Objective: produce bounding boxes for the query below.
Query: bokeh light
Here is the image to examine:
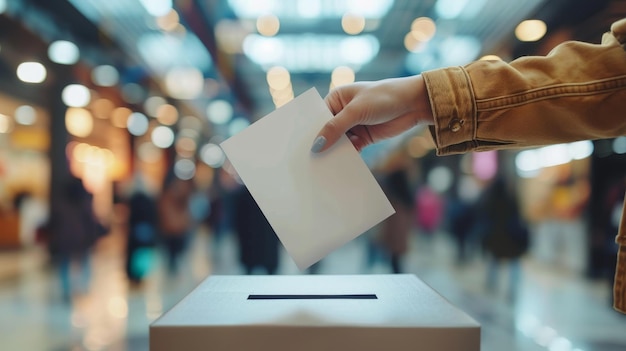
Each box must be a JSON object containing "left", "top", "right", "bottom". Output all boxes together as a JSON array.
[
  {"left": 14, "top": 105, "right": 36, "bottom": 125},
  {"left": 206, "top": 100, "right": 233, "bottom": 125},
  {"left": 17, "top": 62, "right": 47, "bottom": 83},
  {"left": 127, "top": 112, "right": 149, "bottom": 136},
  {"left": 151, "top": 126, "right": 175, "bottom": 148},
  {"left": 174, "top": 158, "right": 196, "bottom": 180},
  {"left": 257, "top": 14, "right": 280, "bottom": 36},
  {"left": 515, "top": 19, "right": 547, "bottom": 42},
  {"left": 48, "top": 40, "right": 80, "bottom": 65},
  {"left": 91, "top": 65, "right": 119, "bottom": 87},
  {"left": 200, "top": 143, "right": 225, "bottom": 168},
  {"left": 65, "top": 107, "right": 94, "bottom": 138},
  {"left": 62, "top": 84, "right": 91, "bottom": 107}
]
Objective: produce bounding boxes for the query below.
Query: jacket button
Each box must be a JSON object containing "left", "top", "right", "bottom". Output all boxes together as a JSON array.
[{"left": 449, "top": 119, "right": 464, "bottom": 132}]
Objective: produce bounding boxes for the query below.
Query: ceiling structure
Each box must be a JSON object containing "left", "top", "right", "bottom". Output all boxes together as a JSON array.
[{"left": 2, "top": 0, "right": 625, "bottom": 158}]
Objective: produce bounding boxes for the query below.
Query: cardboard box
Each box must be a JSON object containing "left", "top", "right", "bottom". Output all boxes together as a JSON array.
[{"left": 150, "top": 274, "right": 480, "bottom": 351}]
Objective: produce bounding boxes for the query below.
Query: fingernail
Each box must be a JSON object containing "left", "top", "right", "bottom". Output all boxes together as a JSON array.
[{"left": 311, "top": 136, "right": 326, "bottom": 153}]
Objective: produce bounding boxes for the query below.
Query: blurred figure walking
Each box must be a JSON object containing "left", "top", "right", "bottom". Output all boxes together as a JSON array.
[
  {"left": 125, "top": 174, "right": 158, "bottom": 284},
  {"left": 372, "top": 151, "right": 416, "bottom": 273},
  {"left": 157, "top": 174, "right": 193, "bottom": 276},
  {"left": 233, "top": 186, "right": 280, "bottom": 275},
  {"left": 48, "top": 176, "right": 106, "bottom": 302},
  {"left": 477, "top": 176, "right": 529, "bottom": 301}
]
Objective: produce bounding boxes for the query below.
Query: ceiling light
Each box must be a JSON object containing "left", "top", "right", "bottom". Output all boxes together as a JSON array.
[
  {"left": 17, "top": 62, "right": 47, "bottom": 83},
  {"left": 342, "top": 13, "right": 365, "bottom": 35},
  {"left": 228, "top": 0, "right": 394, "bottom": 19},
  {"left": 435, "top": 0, "right": 487, "bottom": 20},
  {"left": 439, "top": 35, "right": 481, "bottom": 66},
  {"left": 297, "top": 0, "right": 321, "bottom": 18},
  {"left": 48, "top": 40, "right": 80, "bottom": 65},
  {"left": 62, "top": 84, "right": 91, "bottom": 107},
  {"left": 243, "top": 35, "right": 284, "bottom": 66},
  {"left": 157, "top": 9, "right": 180, "bottom": 32},
  {"left": 139, "top": 0, "right": 172, "bottom": 17},
  {"left": 266, "top": 66, "right": 291, "bottom": 90},
  {"left": 137, "top": 32, "right": 212, "bottom": 74},
  {"left": 404, "top": 32, "right": 427, "bottom": 53},
  {"left": 410, "top": 17, "right": 436, "bottom": 42},
  {"left": 257, "top": 14, "right": 280, "bottom": 36},
  {"left": 515, "top": 19, "right": 547, "bottom": 42},
  {"left": 245, "top": 34, "right": 379, "bottom": 72},
  {"left": 331, "top": 66, "right": 355, "bottom": 87},
  {"left": 340, "top": 36, "right": 379, "bottom": 65}
]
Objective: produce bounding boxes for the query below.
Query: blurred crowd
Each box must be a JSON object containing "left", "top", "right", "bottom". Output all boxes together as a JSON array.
[{"left": 1, "top": 148, "right": 623, "bottom": 308}]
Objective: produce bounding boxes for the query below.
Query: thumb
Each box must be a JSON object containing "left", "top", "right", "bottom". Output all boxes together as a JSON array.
[{"left": 311, "top": 108, "right": 356, "bottom": 153}]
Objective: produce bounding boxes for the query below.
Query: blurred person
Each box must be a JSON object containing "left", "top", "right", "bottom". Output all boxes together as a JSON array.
[
  {"left": 446, "top": 184, "right": 479, "bottom": 265},
  {"left": 48, "top": 176, "right": 106, "bottom": 302},
  {"left": 414, "top": 183, "right": 444, "bottom": 236},
  {"left": 157, "top": 173, "right": 194, "bottom": 276},
  {"left": 476, "top": 176, "right": 529, "bottom": 301},
  {"left": 371, "top": 151, "right": 416, "bottom": 273},
  {"left": 125, "top": 173, "right": 158, "bottom": 284},
  {"left": 310, "top": 18, "right": 626, "bottom": 312},
  {"left": 233, "top": 186, "right": 280, "bottom": 275}
]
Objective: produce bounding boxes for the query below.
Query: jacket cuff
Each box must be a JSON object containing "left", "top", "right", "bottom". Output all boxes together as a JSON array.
[{"left": 422, "top": 67, "right": 476, "bottom": 155}]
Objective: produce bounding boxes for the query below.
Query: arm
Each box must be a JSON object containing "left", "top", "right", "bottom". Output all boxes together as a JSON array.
[
  {"left": 426, "top": 17, "right": 626, "bottom": 155},
  {"left": 312, "top": 18, "right": 626, "bottom": 154}
]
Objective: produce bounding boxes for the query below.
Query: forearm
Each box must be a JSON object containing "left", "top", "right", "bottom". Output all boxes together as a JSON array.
[{"left": 423, "top": 18, "right": 626, "bottom": 155}]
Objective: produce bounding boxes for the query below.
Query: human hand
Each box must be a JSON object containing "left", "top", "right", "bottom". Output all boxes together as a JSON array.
[{"left": 311, "top": 75, "right": 434, "bottom": 153}]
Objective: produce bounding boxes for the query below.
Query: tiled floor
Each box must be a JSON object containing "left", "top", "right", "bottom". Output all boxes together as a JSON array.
[{"left": 1, "top": 224, "right": 625, "bottom": 351}]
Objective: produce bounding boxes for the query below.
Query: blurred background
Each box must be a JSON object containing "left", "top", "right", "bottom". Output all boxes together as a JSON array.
[{"left": 0, "top": 0, "right": 625, "bottom": 350}]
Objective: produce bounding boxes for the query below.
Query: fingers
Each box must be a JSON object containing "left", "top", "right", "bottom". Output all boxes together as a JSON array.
[
  {"left": 311, "top": 88, "right": 359, "bottom": 153},
  {"left": 311, "top": 107, "right": 358, "bottom": 153}
]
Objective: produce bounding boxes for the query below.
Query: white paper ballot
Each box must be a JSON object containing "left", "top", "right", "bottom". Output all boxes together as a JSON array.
[{"left": 220, "top": 88, "right": 395, "bottom": 270}]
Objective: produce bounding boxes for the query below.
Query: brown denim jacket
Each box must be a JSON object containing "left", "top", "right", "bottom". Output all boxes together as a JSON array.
[{"left": 423, "top": 18, "right": 626, "bottom": 313}]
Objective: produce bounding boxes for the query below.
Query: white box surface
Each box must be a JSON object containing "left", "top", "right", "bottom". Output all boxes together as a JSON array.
[{"left": 150, "top": 274, "right": 480, "bottom": 351}]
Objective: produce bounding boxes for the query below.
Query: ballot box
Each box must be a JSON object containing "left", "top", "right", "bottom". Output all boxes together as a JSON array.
[{"left": 150, "top": 274, "right": 480, "bottom": 351}]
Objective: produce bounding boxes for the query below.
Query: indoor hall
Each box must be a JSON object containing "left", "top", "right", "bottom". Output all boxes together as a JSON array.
[
  {"left": 0, "top": 0, "right": 625, "bottom": 350},
  {"left": 2, "top": 223, "right": 626, "bottom": 350}
]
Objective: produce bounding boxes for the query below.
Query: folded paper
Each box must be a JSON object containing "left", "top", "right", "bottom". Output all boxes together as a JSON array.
[{"left": 220, "top": 88, "right": 395, "bottom": 270}]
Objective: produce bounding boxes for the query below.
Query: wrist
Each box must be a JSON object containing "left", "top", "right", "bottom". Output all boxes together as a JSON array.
[{"left": 413, "top": 75, "right": 434, "bottom": 125}]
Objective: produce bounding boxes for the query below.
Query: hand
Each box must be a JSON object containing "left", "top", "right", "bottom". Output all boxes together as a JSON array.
[{"left": 311, "top": 75, "right": 434, "bottom": 153}]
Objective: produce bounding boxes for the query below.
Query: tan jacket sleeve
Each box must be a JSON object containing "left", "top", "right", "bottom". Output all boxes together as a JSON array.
[
  {"left": 423, "top": 18, "right": 626, "bottom": 155},
  {"left": 423, "top": 18, "right": 626, "bottom": 314}
]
